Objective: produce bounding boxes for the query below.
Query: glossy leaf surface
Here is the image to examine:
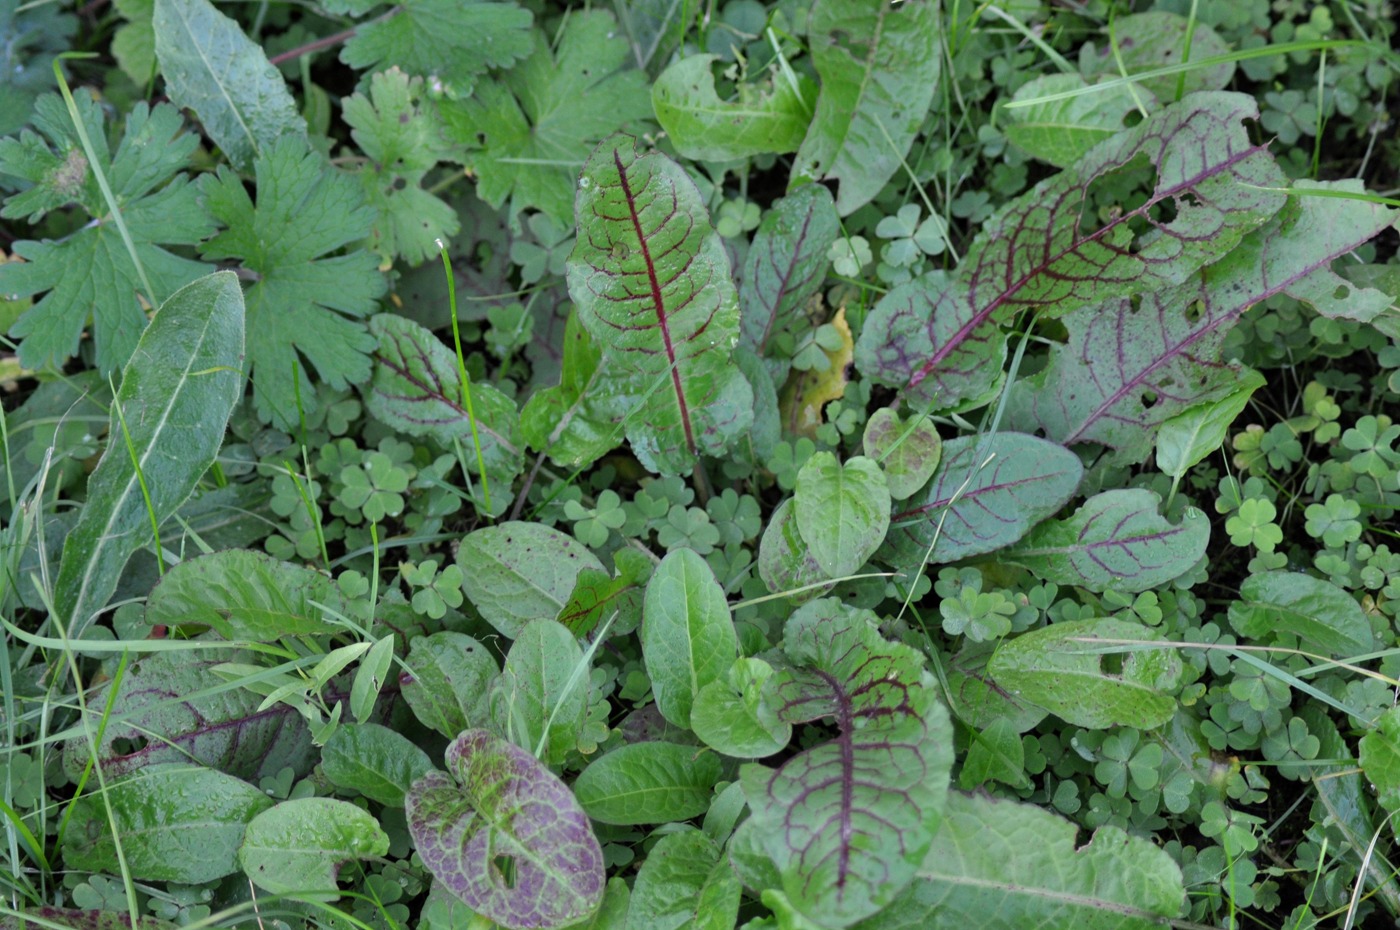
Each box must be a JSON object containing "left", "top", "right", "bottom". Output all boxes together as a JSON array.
[
  {"left": 400, "top": 631, "right": 499, "bottom": 738},
  {"left": 641, "top": 547, "right": 737, "bottom": 728},
  {"left": 321, "top": 722, "right": 435, "bottom": 807},
  {"left": 573, "top": 741, "right": 722, "bottom": 825},
  {"left": 239, "top": 797, "right": 389, "bottom": 899}
]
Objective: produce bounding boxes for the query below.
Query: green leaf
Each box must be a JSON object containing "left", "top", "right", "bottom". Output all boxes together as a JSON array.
[
  {"left": 757, "top": 498, "right": 834, "bottom": 601},
  {"left": 567, "top": 133, "right": 752, "bottom": 475},
  {"left": 407, "top": 729, "right": 606, "bottom": 929},
  {"left": 872, "top": 792, "right": 1185, "bottom": 929},
  {"left": 1003, "top": 74, "right": 1157, "bottom": 168},
  {"left": 338, "top": 0, "right": 533, "bottom": 98},
  {"left": 0, "top": 95, "right": 214, "bottom": 373},
  {"left": 958, "top": 718, "right": 1029, "bottom": 791},
  {"left": 0, "top": 910, "right": 177, "bottom": 930},
  {"left": 342, "top": 68, "right": 458, "bottom": 265},
  {"left": 741, "top": 599, "right": 953, "bottom": 927},
  {"left": 520, "top": 308, "right": 617, "bottom": 469},
  {"left": 794, "top": 452, "right": 890, "bottom": 579},
  {"left": 556, "top": 551, "right": 648, "bottom": 640},
  {"left": 64, "top": 763, "right": 271, "bottom": 883},
  {"left": 440, "top": 10, "right": 652, "bottom": 226},
  {"left": 641, "top": 548, "right": 738, "bottom": 728},
  {"left": 883, "top": 433, "right": 1082, "bottom": 569},
  {"left": 794, "top": 0, "right": 940, "bottom": 215},
  {"left": 1228, "top": 571, "right": 1375, "bottom": 657},
  {"left": 1360, "top": 707, "right": 1400, "bottom": 816},
  {"left": 54, "top": 271, "right": 244, "bottom": 633},
  {"left": 321, "top": 722, "right": 435, "bottom": 807},
  {"left": 458, "top": 521, "right": 605, "bottom": 639},
  {"left": 238, "top": 797, "right": 389, "bottom": 900},
  {"left": 489, "top": 619, "right": 589, "bottom": 765},
  {"left": 624, "top": 829, "right": 740, "bottom": 930},
  {"left": 350, "top": 633, "right": 395, "bottom": 723},
  {"left": 0, "top": 2, "right": 76, "bottom": 136},
  {"left": 988, "top": 619, "right": 1181, "bottom": 730},
  {"left": 366, "top": 313, "right": 523, "bottom": 505},
  {"left": 153, "top": 0, "right": 307, "bottom": 171},
  {"left": 111, "top": 0, "right": 155, "bottom": 85},
  {"left": 200, "top": 137, "right": 384, "bottom": 429},
  {"left": 401, "top": 632, "right": 499, "bottom": 739},
  {"left": 862, "top": 407, "right": 942, "bottom": 501},
  {"left": 691, "top": 656, "right": 791, "bottom": 759},
  {"left": 1005, "top": 490, "right": 1210, "bottom": 593},
  {"left": 1082, "top": 12, "right": 1235, "bottom": 99},
  {"left": 144, "top": 549, "right": 345, "bottom": 641},
  {"left": 943, "top": 641, "right": 1047, "bottom": 733},
  {"left": 573, "top": 741, "right": 722, "bottom": 825},
  {"left": 652, "top": 55, "right": 816, "bottom": 162},
  {"left": 1155, "top": 373, "right": 1267, "bottom": 478}
]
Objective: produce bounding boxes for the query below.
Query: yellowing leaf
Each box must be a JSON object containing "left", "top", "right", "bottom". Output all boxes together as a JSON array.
[{"left": 779, "top": 307, "right": 852, "bottom": 438}]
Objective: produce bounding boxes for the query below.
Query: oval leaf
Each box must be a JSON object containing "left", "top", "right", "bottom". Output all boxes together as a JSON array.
[
  {"left": 1228, "top": 571, "right": 1375, "bottom": 657},
  {"left": 641, "top": 548, "right": 738, "bottom": 728},
  {"left": 794, "top": 452, "right": 890, "bottom": 578},
  {"left": 1360, "top": 706, "right": 1400, "bottom": 817},
  {"left": 239, "top": 797, "right": 389, "bottom": 900},
  {"left": 653, "top": 54, "right": 816, "bottom": 161},
  {"left": 407, "top": 730, "right": 606, "bottom": 929},
  {"left": 458, "top": 521, "right": 605, "bottom": 639},
  {"left": 573, "top": 742, "right": 722, "bottom": 826},
  {"left": 489, "top": 619, "right": 590, "bottom": 766},
  {"left": 321, "top": 722, "right": 435, "bottom": 807},
  {"left": 862, "top": 407, "right": 942, "bottom": 501},
  {"left": 757, "top": 498, "right": 834, "bottom": 601},
  {"left": 691, "top": 657, "right": 792, "bottom": 759},
  {"left": 400, "top": 632, "right": 499, "bottom": 739},
  {"left": 625, "top": 829, "right": 740, "bottom": 930}
]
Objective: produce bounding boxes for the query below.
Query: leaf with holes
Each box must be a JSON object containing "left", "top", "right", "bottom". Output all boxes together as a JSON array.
[
  {"left": 740, "top": 599, "right": 952, "bottom": 927},
  {"left": 1005, "top": 181, "right": 1397, "bottom": 460},
  {"left": 857, "top": 92, "right": 1286, "bottom": 409},
  {"left": 567, "top": 133, "right": 752, "bottom": 476},
  {"left": 1005, "top": 490, "right": 1209, "bottom": 593},
  {"left": 407, "top": 729, "right": 606, "bottom": 929},
  {"left": 882, "top": 433, "right": 1082, "bottom": 570}
]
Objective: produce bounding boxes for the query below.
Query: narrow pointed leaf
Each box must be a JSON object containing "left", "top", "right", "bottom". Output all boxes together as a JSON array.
[
  {"left": 641, "top": 548, "right": 738, "bottom": 728},
  {"left": 55, "top": 271, "right": 244, "bottom": 633},
  {"left": 567, "top": 133, "right": 751, "bottom": 475},
  {"left": 653, "top": 54, "right": 817, "bottom": 161},
  {"left": 793, "top": 452, "right": 890, "bottom": 578},
  {"left": 1006, "top": 489, "right": 1209, "bottom": 593},
  {"left": 883, "top": 433, "right": 1082, "bottom": 568},
  {"left": 407, "top": 730, "right": 606, "bottom": 929}
]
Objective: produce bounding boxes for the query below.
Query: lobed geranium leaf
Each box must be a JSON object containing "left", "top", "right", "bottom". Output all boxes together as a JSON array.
[
  {"left": 740, "top": 599, "right": 952, "bottom": 927},
  {"left": 489, "top": 619, "right": 590, "bottom": 765},
  {"left": 1228, "top": 571, "right": 1374, "bottom": 657},
  {"left": 400, "top": 631, "right": 499, "bottom": 738},
  {"left": 882, "top": 432, "right": 1082, "bottom": 569},
  {"left": 794, "top": 0, "right": 940, "bottom": 215},
  {"left": 862, "top": 407, "right": 942, "bottom": 501},
  {"left": 321, "top": 722, "right": 435, "bottom": 807},
  {"left": 64, "top": 763, "right": 271, "bottom": 884},
  {"left": 1005, "top": 489, "right": 1210, "bottom": 593},
  {"left": 407, "top": 729, "right": 606, "bottom": 929},
  {"left": 153, "top": 0, "right": 306, "bottom": 171},
  {"left": 625, "top": 829, "right": 740, "bottom": 930},
  {"left": 857, "top": 92, "right": 1286, "bottom": 409},
  {"left": 567, "top": 133, "right": 752, "bottom": 475},
  {"left": 458, "top": 521, "right": 605, "bottom": 639},
  {"left": 239, "top": 797, "right": 389, "bottom": 900},
  {"left": 793, "top": 452, "right": 890, "bottom": 579},
  {"left": 573, "top": 741, "right": 722, "bottom": 825},
  {"left": 641, "top": 548, "right": 738, "bottom": 728},
  {"left": 1005, "top": 181, "right": 1397, "bottom": 460},
  {"left": 653, "top": 54, "right": 817, "bottom": 162},
  {"left": 988, "top": 619, "right": 1181, "bottom": 730}
]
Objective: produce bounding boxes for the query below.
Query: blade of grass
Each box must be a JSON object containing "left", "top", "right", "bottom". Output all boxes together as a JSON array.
[{"left": 439, "top": 240, "right": 492, "bottom": 514}]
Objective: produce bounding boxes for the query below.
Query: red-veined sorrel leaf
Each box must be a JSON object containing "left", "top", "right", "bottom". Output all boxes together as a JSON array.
[
  {"left": 1005, "top": 180, "right": 1397, "bottom": 459},
  {"left": 407, "top": 729, "right": 605, "bottom": 929},
  {"left": 882, "top": 433, "right": 1083, "bottom": 569},
  {"left": 739, "top": 599, "right": 952, "bottom": 927},
  {"left": 0, "top": 911, "right": 179, "bottom": 930},
  {"left": 567, "top": 133, "right": 752, "bottom": 476},
  {"left": 738, "top": 183, "right": 840, "bottom": 378},
  {"left": 1006, "top": 489, "right": 1209, "bottom": 593},
  {"left": 856, "top": 92, "right": 1286, "bottom": 409}
]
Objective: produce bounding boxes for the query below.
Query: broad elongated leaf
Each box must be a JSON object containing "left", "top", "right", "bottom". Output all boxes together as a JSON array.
[
  {"left": 653, "top": 54, "right": 816, "bottom": 161},
  {"left": 407, "top": 730, "right": 606, "bottom": 929},
  {"left": 757, "top": 498, "right": 833, "bottom": 601},
  {"left": 64, "top": 763, "right": 271, "bottom": 883},
  {"left": 239, "top": 797, "right": 389, "bottom": 900},
  {"left": 882, "top": 433, "right": 1082, "bottom": 568},
  {"left": 153, "top": 0, "right": 306, "bottom": 170},
  {"left": 573, "top": 741, "right": 722, "bottom": 825},
  {"left": 1228, "top": 571, "right": 1374, "bottom": 657},
  {"left": 321, "top": 723, "right": 435, "bottom": 807},
  {"left": 367, "top": 313, "right": 522, "bottom": 506},
  {"left": 1004, "top": 74, "right": 1156, "bottom": 168},
  {"left": 489, "top": 619, "right": 590, "bottom": 765},
  {"left": 860, "top": 792, "right": 1185, "bottom": 930},
  {"left": 400, "top": 632, "right": 499, "bottom": 738},
  {"left": 457, "top": 521, "right": 605, "bottom": 639},
  {"left": 144, "top": 549, "right": 345, "bottom": 640},
  {"left": 1360, "top": 706, "right": 1400, "bottom": 816},
  {"left": 1006, "top": 490, "right": 1209, "bottom": 593},
  {"left": 567, "top": 134, "right": 752, "bottom": 475},
  {"left": 794, "top": 452, "right": 890, "bottom": 578},
  {"left": 625, "top": 829, "right": 740, "bottom": 930},
  {"left": 857, "top": 92, "right": 1286, "bottom": 409},
  {"left": 988, "top": 619, "right": 1181, "bottom": 730},
  {"left": 642, "top": 548, "right": 738, "bottom": 728},
  {"left": 55, "top": 272, "right": 244, "bottom": 633},
  {"left": 794, "top": 0, "right": 939, "bottom": 215},
  {"left": 1005, "top": 181, "right": 1397, "bottom": 459},
  {"left": 740, "top": 599, "right": 952, "bottom": 927},
  {"left": 1155, "top": 374, "right": 1267, "bottom": 478}
]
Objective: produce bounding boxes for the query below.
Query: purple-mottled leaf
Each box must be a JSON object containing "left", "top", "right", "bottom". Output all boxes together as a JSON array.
[
  {"left": 738, "top": 183, "right": 839, "bottom": 379},
  {"left": 366, "top": 312, "right": 522, "bottom": 508},
  {"left": 1081, "top": 12, "right": 1235, "bottom": 99},
  {"left": 882, "top": 433, "right": 1082, "bottom": 569},
  {"left": 739, "top": 599, "right": 952, "bottom": 927},
  {"left": 862, "top": 407, "right": 942, "bottom": 501},
  {"left": 407, "top": 729, "right": 606, "bottom": 930},
  {"left": 61, "top": 646, "right": 314, "bottom": 782},
  {"left": 567, "top": 134, "right": 752, "bottom": 476},
  {"left": 1006, "top": 489, "right": 1209, "bottom": 593},
  {"left": 857, "top": 92, "right": 1286, "bottom": 409},
  {"left": 1005, "top": 181, "right": 1397, "bottom": 459},
  {"left": 0, "top": 910, "right": 179, "bottom": 930}
]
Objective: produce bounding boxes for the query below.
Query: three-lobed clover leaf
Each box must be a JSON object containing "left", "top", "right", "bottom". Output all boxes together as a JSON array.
[
  {"left": 1225, "top": 498, "right": 1282, "bottom": 552},
  {"left": 1304, "top": 493, "right": 1363, "bottom": 548}
]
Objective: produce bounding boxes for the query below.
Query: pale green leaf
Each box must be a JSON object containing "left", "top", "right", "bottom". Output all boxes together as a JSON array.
[
  {"left": 457, "top": 521, "right": 605, "bottom": 639},
  {"left": 239, "top": 797, "right": 389, "bottom": 900},
  {"left": 653, "top": 55, "right": 816, "bottom": 161},
  {"left": 641, "top": 548, "right": 738, "bottom": 728},
  {"left": 794, "top": 452, "right": 890, "bottom": 578}
]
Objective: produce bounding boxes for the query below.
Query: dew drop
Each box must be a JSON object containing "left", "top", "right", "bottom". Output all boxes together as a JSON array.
[{"left": 579, "top": 177, "right": 591, "bottom": 189}]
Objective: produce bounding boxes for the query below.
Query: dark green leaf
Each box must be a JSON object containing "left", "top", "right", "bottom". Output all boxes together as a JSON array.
[
  {"left": 401, "top": 631, "right": 499, "bottom": 738},
  {"left": 1229, "top": 571, "right": 1375, "bottom": 657},
  {"left": 321, "top": 722, "right": 435, "bottom": 807},
  {"left": 573, "top": 742, "right": 722, "bottom": 825},
  {"left": 489, "top": 619, "right": 590, "bottom": 765},
  {"left": 625, "top": 829, "right": 740, "bottom": 930}
]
